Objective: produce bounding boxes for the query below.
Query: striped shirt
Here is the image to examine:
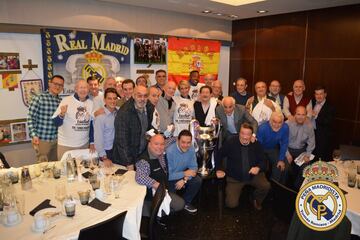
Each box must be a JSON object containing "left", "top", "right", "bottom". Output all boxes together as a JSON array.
[{"left": 27, "top": 91, "right": 61, "bottom": 141}]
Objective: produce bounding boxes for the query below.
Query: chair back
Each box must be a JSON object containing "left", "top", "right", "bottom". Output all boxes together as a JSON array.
[
  {"left": 149, "top": 183, "right": 166, "bottom": 240},
  {"left": 270, "top": 178, "right": 298, "bottom": 224},
  {"left": 0, "top": 152, "right": 10, "bottom": 168},
  {"left": 78, "top": 211, "right": 127, "bottom": 240}
]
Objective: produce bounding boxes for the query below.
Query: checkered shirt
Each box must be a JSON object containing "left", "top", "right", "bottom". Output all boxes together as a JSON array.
[{"left": 27, "top": 91, "right": 62, "bottom": 141}]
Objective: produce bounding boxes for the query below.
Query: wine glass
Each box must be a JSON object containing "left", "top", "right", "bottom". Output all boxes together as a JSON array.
[
  {"left": 332, "top": 149, "right": 341, "bottom": 164},
  {"left": 54, "top": 184, "right": 66, "bottom": 212}
]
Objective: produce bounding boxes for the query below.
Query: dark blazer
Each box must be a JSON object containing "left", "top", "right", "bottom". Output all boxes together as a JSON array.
[
  {"left": 215, "top": 104, "right": 258, "bottom": 141},
  {"left": 193, "top": 101, "right": 208, "bottom": 127},
  {"left": 215, "top": 136, "right": 266, "bottom": 182},
  {"left": 311, "top": 99, "right": 335, "bottom": 161},
  {"left": 112, "top": 98, "right": 154, "bottom": 167}
]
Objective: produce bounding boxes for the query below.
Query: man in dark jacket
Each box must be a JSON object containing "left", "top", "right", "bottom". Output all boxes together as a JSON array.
[
  {"left": 112, "top": 86, "right": 154, "bottom": 170},
  {"left": 311, "top": 86, "right": 335, "bottom": 161},
  {"left": 215, "top": 123, "right": 270, "bottom": 210}
]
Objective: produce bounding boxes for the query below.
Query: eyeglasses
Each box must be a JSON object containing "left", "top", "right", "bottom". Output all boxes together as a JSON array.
[{"left": 51, "top": 82, "right": 64, "bottom": 88}]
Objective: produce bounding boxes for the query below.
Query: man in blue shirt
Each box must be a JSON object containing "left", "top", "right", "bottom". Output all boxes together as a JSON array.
[
  {"left": 166, "top": 130, "right": 202, "bottom": 213},
  {"left": 257, "top": 112, "right": 289, "bottom": 183}
]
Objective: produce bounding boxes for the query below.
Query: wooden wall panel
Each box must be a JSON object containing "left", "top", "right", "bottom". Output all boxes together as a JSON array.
[
  {"left": 230, "top": 4, "right": 360, "bottom": 146},
  {"left": 256, "top": 13, "right": 307, "bottom": 59},
  {"left": 307, "top": 5, "right": 360, "bottom": 58}
]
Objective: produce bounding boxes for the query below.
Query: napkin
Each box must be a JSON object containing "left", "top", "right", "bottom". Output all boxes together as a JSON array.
[
  {"left": 294, "top": 153, "right": 315, "bottom": 167},
  {"left": 29, "top": 199, "right": 56, "bottom": 216},
  {"left": 88, "top": 198, "right": 111, "bottom": 211},
  {"left": 114, "top": 169, "right": 127, "bottom": 175}
]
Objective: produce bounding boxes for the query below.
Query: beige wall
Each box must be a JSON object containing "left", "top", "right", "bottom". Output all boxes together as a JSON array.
[{"left": 0, "top": 0, "right": 231, "bottom": 41}]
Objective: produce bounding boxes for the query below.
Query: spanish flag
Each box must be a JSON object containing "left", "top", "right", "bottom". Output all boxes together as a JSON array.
[{"left": 167, "top": 37, "right": 221, "bottom": 84}]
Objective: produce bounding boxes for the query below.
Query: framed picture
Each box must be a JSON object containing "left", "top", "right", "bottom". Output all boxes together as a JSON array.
[
  {"left": 0, "top": 52, "right": 21, "bottom": 74},
  {"left": 134, "top": 37, "right": 167, "bottom": 64},
  {"left": 20, "top": 79, "right": 43, "bottom": 107},
  {"left": 10, "top": 122, "right": 30, "bottom": 143},
  {"left": 0, "top": 123, "right": 12, "bottom": 143}
]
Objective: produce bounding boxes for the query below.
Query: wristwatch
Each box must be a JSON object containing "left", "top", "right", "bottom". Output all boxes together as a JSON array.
[{"left": 183, "top": 178, "right": 187, "bottom": 184}]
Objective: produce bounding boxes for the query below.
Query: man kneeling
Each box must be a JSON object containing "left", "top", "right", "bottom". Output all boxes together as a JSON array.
[
  {"left": 136, "top": 134, "right": 185, "bottom": 217},
  {"left": 215, "top": 123, "right": 270, "bottom": 210},
  {"left": 166, "top": 130, "right": 202, "bottom": 213}
]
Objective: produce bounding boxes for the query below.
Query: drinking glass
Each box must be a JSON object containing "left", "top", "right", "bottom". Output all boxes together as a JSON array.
[
  {"left": 348, "top": 171, "right": 356, "bottom": 188},
  {"left": 16, "top": 193, "right": 25, "bottom": 215},
  {"left": 332, "top": 149, "right": 341, "bottom": 164},
  {"left": 54, "top": 184, "right": 67, "bottom": 211}
]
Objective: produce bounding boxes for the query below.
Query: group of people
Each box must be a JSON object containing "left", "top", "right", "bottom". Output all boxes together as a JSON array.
[{"left": 27, "top": 70, "right": 335, "bottom": 214}]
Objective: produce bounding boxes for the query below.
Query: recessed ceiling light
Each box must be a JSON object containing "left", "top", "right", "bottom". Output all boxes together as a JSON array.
[
  {"left": 202, "top": 10, "right": 212, "bottom": 13},
  {"left": 216, "top": 13, "right": 223, "bottom": 16},
  {"left": 210, "top": 0, "right": 266, "bottom": 6},
  {"left": 229, "top": 15, "right": 238, "bottom": 18},
  {"left": 257, "top": 10, "right": 268, "bottom": 13}
]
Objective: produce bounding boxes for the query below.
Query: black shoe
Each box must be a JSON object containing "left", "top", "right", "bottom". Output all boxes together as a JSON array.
[{"left": 184, "top": 204, "right": 198, "bottom": 213}]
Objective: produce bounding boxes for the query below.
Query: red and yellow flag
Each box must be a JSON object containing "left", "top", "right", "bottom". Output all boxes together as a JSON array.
[{"left": 167, "top": 37, "right": 221, "bottom": 84}]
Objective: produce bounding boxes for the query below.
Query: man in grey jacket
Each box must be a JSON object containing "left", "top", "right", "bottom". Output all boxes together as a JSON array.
[
  {"left": 216, "top": 96, "right": 258, "bottom": 143},
  {"left": 156, "top": 81, "right": 177, "bottom": 134}
]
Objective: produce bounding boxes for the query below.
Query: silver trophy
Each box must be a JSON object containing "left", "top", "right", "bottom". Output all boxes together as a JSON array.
[{"left": 190, "top": 118, "right": 221, "bottom": 176}]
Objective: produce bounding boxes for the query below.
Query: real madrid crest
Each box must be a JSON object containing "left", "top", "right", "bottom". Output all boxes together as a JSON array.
[{"left": 296, "top": 160, "right": 347, "bottom": 231}]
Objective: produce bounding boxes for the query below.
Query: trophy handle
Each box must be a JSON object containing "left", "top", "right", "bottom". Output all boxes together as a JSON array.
[{"left": 189, "top": 119, "right": 200, "bottom": 152}]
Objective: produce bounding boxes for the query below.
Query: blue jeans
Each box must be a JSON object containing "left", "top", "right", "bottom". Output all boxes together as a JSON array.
[{"left": 168, "top": 175, "right": 202, "bottom": 205}]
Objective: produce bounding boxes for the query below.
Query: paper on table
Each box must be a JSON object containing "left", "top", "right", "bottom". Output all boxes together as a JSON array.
[{"left": 294, "top": 153, "right": 315, "bottom": 167}]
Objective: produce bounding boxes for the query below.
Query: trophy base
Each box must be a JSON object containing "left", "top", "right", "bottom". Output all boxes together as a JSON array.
[{"left": 198, "top": 167, "right": 209, "bottom": 177}]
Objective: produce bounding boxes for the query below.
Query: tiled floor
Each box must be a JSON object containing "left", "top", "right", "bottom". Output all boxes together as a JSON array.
[{"left": 156, "top": 180, "right": 288, "bottom": 240}]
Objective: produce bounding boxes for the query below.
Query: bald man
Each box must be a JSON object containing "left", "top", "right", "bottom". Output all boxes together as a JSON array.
[
  {"left": 52, "top": 79, "right": 94, "bottom": 160},
  {"left": 136, "top": 134, "right": 185, "bottom": 217},
  {"left": 204, "top": 74, "right": 215, "bottom": 87},
  {"left": 283, "top": 80, "right": 312, "bottom": 121},
  {"left": 215, "top": 96, "right": 258, "bottom": 142},
  {"left": 156, "top": 81, "right": 176, "bottom": 133},
  {"left": 112, "top": 86, "right": 155, "bottom": 170}
]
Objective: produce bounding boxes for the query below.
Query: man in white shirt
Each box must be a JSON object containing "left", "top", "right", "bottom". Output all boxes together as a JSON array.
[{"left": 53, "top": 80, "right": 94, "bottom": 160}]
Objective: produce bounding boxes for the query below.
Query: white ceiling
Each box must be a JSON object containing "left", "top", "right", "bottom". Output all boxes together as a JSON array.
[{"left": 98, "top": 0, "right": 360, "bottom": 21}]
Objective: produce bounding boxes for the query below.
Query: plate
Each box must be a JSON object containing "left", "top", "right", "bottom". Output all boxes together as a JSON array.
[
  {"left": 31, "top": 219, "right": 50, "bottom": 233},
  {"left": 2, "top": 213, "right": 22, "bottom": 227},
  {"left": 35, "top": 208, "right": 61, "bottom": 220}
]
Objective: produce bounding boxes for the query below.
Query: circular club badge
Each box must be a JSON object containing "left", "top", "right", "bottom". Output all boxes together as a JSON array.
[{"left": 296, "top": 180, "right": 347, "bottom": 231}]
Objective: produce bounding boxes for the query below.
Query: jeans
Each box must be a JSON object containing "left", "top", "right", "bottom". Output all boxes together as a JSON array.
[{"left": 168, "top": 175, "right": 202, "bottom": 205}]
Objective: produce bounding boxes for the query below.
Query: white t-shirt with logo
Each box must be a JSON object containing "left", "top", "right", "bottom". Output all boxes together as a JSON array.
[
  {"left": 173, "top": 96, "right": 194, "bottom": 136},
  {"left": 52, "top": 95, "right": 94, "bottom": 147}
]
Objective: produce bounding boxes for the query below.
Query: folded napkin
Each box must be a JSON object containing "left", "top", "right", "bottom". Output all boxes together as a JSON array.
[
  {"left": 157, "top": 190, "right": 172, "bottom": 217},
  {"left": 114, "top": 169, "right": 127, "bottom": 175},
  {"left": 88, "top": 198, "right": 111, "bottom": 211},
  {"left": 29, "top": 199, "right": 56, "bottom": 216},
  {"left": 294, "top": 153, "right": 315, "bottom": 167}
]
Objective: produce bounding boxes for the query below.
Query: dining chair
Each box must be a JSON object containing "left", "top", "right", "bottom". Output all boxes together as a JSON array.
[
  {"left": 78, "top": 211, "right": 127, "bottom": 240},
  {"left": 0, "top": 152, "right": 10, "bottom": 168},
  {"left": 268, "top": 178, "right": 298, "bottom": 240},
  {"left": 149, "top": 183, "right": 166, "bottom": 240}
]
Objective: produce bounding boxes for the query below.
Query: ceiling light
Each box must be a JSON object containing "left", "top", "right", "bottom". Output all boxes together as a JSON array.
[
  {"left": 202, "top": 10, "right": 212, "bottom": 13},
  {"left": 216, "top": 13, "right": 223, "bottom": 16},
  {"left": 257, "top": 10, "right": 268, "bottom": 13},
  {"left": 229, "top": 15, "right": 238, "bottom": 18},
  {"left": 210, "top": 0, "right": 266, "bottom": 6}
]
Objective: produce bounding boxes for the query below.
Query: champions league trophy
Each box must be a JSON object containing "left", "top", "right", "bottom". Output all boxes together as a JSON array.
[{"left": 189, "top": 118, "right": 221, "bottom": 177}]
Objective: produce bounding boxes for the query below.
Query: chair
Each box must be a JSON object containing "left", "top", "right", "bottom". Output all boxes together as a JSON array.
[
  {"left": 149, "top": 183, "right": 166, "bottom": 240},
  {"left": 0, "top": 152, "right": 10, "bottom": 168},
  {"left": 268, "top": 178, "right": 298, "bottom": 240},
  {"left": 287, "top": 212, "right": 352, "bottom": 240},
  {"left": 78, "top": 211, "right": 127, "bottom": 240}
]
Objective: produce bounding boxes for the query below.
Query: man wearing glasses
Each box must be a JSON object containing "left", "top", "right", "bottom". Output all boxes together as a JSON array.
[{"left": 28, "top": 75, "right": 64, "bottom": 161}]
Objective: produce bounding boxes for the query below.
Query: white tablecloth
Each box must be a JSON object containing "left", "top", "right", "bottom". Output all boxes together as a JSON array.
[
  {"left": 333, "top": 161, "right": 360, "bottom": 236},
  {"left": 0, "top": 164, "right": 146, "bottom": 240}
]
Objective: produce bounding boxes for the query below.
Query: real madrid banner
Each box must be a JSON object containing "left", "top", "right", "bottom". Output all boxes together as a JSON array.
[
  {"left": 167, "top": 37, "right": 221, "bottom": 84},
  {"left": 41, "top": 28, "right": 130, "bottom": 94}
]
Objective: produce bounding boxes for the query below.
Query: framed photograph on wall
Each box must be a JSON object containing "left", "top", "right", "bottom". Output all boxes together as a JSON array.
[
  {"left": 134, "top": 37, "right": 167, "bottom": 64},
  {"left": 20, "top": 79, "right": 43, "bottom": 107},
  {"left": 0, "top": 123, "right": 12, "bottom": 143},
  {"left": 10, "top": 122, "right": 30, "bottom": 143}
]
